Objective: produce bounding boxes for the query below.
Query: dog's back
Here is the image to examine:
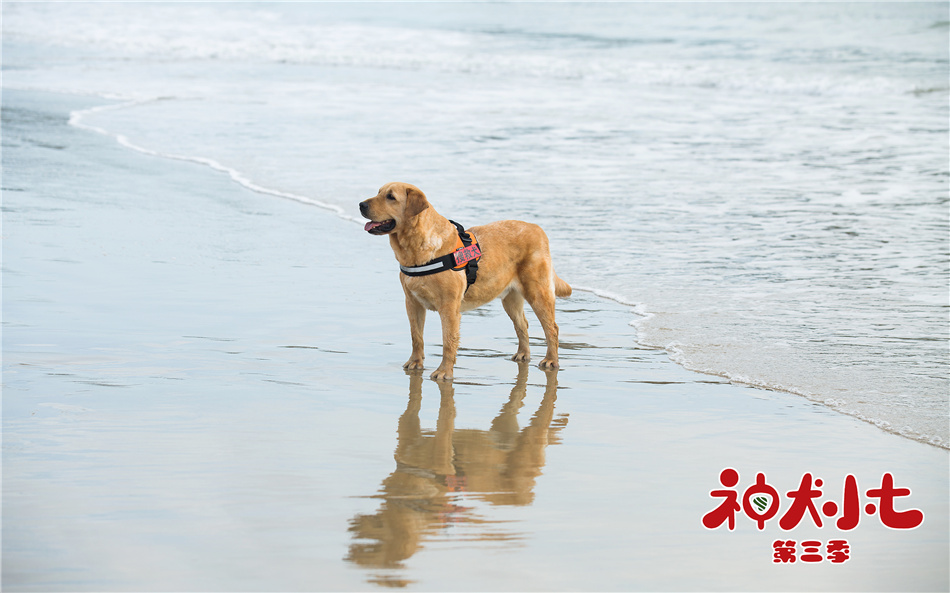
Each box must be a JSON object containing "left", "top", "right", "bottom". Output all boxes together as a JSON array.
[{"left": 466, "top": 220, "right": 571, "bottom": 305}]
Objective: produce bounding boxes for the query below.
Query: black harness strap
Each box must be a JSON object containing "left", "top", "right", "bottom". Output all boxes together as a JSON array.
[
  {"left": 399, "top": 220, "right": 481, "bottom": 292},
  {"left": 451, "top": 220, "right": 479, "bottom": 291}
]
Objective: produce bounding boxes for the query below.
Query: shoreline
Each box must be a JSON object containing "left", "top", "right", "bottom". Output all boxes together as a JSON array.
[
  {"left": 51, "top": 86, "right": 949, "bottom": 451},
  {"left": 3, "top": 88, "right": 947, "bottom": 591},
  {"left": 577, "top": 284, "right": 950, "bottom": 451}
]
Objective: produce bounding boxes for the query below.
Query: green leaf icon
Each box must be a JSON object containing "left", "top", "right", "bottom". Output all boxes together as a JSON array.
[{"left": 753, "top": 496, "right": 768, "bottom": 512}]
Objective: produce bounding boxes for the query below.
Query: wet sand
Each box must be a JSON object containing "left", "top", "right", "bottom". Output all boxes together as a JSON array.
[{"left": 3, "top": 89, "right": 948, "bottom": 591}]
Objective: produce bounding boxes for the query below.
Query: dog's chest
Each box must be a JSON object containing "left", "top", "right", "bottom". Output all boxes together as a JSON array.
[
  {"left": 405, "top": 283, "right": 441, "bottom": 311},
  {"left": 412, "top": 291, "right": 437, "bottom": 311}
]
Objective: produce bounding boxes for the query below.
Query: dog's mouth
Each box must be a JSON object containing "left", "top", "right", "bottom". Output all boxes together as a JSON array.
[{"left": 364, "top": 219, "right": 396, "bottom": 235}]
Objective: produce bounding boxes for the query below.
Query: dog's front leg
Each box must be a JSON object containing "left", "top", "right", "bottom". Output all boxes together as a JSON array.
[
  {"left": 403, "top": 293, "right": 426, "bottom": 371},
  {"left": 430, "top": 303, "right": 461, "bottom": 382}
]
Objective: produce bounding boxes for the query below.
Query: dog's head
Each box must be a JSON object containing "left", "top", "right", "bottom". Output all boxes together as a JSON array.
[{"left": 359, "top": 182, "right": 430, "bottom": 236}]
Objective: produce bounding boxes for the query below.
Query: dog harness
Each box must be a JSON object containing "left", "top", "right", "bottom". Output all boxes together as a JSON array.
[{"left": 400, "top": 220, "right": 481, "bottom": 291}]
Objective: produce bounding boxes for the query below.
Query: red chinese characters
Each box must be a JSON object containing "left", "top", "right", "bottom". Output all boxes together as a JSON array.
[
  {"left": 772, "top": 540, "right": 851, "bottom": 564},
  {"left": 742, "top": 472, "right": 780, "bottom": 530},
  {"left": 703, "top": 470, "right": 924, "bottom": 532},
  {"left": 800, "top": 540, "right": 823, "bottom": 563},
  {"left": 826, "top": 540, "right": 851, "bottom": 563},
  {"left": 772, "top": 540, "right": 797, "bottom": 563},
  {"left": 779, "top": 473, "right": 824, "bottom": 530},
  {"left": 453, "top": 244, "right": 481, "bottom": 266},
  {"left": 865, "top": 472, "right": 924, "bottom": 530},
  {"left": 833, "top": 474, "right": 861, "bottom": 531},
  {"left": 702, "top": 468, "right": 742, "bottom": 530}
]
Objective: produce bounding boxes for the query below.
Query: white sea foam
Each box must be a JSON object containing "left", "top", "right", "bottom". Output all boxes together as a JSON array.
[
  {"left": 572, "top": 286, "right": 648, "bottom": 315},
  {"left": 68, "top": 96, "right": 363, "bottom": 225}
]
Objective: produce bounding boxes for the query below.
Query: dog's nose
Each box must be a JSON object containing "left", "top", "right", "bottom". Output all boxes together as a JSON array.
[{"left": 359, "top": 201, "right": 369, "bottom": 217}]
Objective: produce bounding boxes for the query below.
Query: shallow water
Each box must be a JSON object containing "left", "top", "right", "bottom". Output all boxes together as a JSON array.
[{"left": 3, "top": 2, "right": 947, "bottom": 443}]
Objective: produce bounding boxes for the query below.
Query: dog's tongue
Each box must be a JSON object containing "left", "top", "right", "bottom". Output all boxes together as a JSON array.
[{"left": 364, "top": 221, "right": 382, "bottom": 232}]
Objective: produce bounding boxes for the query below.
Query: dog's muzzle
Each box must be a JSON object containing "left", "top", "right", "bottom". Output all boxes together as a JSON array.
[{"left": 360, "top": 201, "right": 396, "bottom": 235}]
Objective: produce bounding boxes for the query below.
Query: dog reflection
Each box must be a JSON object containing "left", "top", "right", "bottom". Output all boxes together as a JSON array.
[{"left": 345, "top": 364, "right": 567, "bottom": 571}]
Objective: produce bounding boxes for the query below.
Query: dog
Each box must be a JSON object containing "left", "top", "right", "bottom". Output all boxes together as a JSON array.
[{"left": 359, "top": 182, "right": 571, "bottom": 381}]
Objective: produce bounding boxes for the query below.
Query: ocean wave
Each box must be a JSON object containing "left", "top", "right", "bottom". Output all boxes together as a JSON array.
[
  {"left": 572, "top": 286, "right": 649, "bottom": 315},
  {"left": 66, "top": 94, "right": 363, "bottom": 225},
  {"left": 4, "top": 3, "right": 930, "bottom": 98},
  {"left": 647, "top": 337, "right": 947, "bottom": 450},
  {"left": 570, "top": 286, "right": 945, "bottom": 450}
]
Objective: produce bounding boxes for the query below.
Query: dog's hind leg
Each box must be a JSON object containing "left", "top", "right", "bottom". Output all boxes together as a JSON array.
[
  {"left": 522, "top": 276, "right": 560, "bottom": 370},
  {"left": 502, "top": 290, "right": 531, "bottom": 362},
  {"left": 531, "top": 300, "right": 559, "bottom": 370}
]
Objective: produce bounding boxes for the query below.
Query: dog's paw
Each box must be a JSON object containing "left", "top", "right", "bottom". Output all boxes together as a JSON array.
[
  {"left": 511, "top": 351, "right": 530, "bottom": 362},
  {"left": 430, "top": 368, "right": 454, "bottom": 382},
  {"left": 538, "top": 358, "right": 559, "bottom": 370},
  {"left": 403, "top": 358, "right": 425, "bottom": 370}
]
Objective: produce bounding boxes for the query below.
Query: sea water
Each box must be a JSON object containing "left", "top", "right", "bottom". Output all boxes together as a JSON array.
[{"left": 3, "top": 2, "right": 948, "bottom": 448}]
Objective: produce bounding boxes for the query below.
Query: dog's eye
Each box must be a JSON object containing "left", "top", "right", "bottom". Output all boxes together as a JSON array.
[{"left": 387, "top": 193, "right": 397, "bottom": 201}]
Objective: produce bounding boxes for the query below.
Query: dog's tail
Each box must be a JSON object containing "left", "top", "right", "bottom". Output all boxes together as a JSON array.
[{"left": 554, "top": 274, "right": 572, "bottom": 298}]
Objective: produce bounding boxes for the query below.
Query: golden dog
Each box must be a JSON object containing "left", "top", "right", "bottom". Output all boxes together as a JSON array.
[{"left": 360, "top": 182, "right": 572, "bottom": 381}]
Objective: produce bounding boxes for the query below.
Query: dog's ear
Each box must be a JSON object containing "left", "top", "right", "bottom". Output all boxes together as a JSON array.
[{"left": 405, "top": 186, "right": 430, "bottom": 218}]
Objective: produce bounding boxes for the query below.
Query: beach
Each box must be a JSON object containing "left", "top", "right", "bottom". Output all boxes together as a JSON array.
[{"left": 3, "top": 89, "right": 947, "bottom": 591}]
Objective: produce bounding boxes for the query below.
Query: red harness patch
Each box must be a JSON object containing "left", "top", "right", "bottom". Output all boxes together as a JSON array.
[{"left": 452, "top": 242, "right": 482, "bottom": 268}]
